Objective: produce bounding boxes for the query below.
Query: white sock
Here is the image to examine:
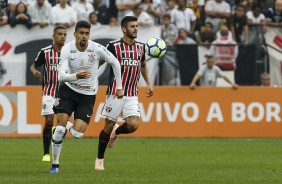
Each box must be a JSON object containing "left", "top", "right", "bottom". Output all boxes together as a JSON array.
[
  {"left": 52, "top": 126, "right": 66, "bottom": 165},
  {"left": 66, "top": 121, "right": 73, "bottom": 131}
]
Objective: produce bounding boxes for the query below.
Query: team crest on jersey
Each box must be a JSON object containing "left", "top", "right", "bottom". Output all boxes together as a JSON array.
[
  {"left": 88, "top": 54, "right": 95, "bottom": 63},
  {"left": 42, "top": 104, "right": 46, "bottom": 110},
  {"left": 105, "top": 105, "right": 112, "bottom": 113}
]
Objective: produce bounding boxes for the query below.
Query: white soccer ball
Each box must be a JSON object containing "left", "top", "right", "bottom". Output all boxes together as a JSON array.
[{"left": 145, "top": 37, "right": 167, "bottom": 58}]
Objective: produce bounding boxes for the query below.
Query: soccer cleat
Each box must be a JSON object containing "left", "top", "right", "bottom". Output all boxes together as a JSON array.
[
  {"left": 42, "top": 154, "right": 51, "bottom": 162},
  {"left": 95, "top": 158, "right": 104, "bottom": 171},
  {"left": 50, "top": 164, "right": 59, "bottom": 173},
  {"left": 107, "top": 124, "right": 119, "bottom": 148},
  {"left": 52, "top": 126, "right": 55, "bottom": 135}
]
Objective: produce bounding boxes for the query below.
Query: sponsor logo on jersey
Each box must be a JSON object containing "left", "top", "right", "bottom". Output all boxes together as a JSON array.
[
  {"left": 70, "top": 50, "right": 76, "bottom": 53},
  {"left": 121, "top": 58, "right": 139, "bottom": 66}
]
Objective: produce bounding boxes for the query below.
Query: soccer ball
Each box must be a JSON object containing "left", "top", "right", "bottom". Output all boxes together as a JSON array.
[{"left": 145, "top": 37, "right": 167, "bottom": 58}]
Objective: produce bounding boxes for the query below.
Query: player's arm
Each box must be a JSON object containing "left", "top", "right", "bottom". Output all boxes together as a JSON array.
[
  {"left": 140, "top": 48, "right": 153, "bottom": 97},
  {"left": 98, "top": 44, "right": 124, "bottom": 98},
  {"left": 30, "top": 50, "right": 44, "bottom": 78},
  {"left": 218, "top": 68, "right": 238, "bottom": 89},
  {"left": 58, "top": 46, "right": 91, "bottom": 82},
  {"left": 190, "top": 73, "right": 200, "bottom": 89},
  {"left": 141, "top": 60, "right": 153, "bottom": 97}
]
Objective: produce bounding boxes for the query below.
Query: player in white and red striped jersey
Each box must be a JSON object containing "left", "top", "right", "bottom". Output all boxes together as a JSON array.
[
  {"left": 30, "top": 25, "right": 67, "bottom": 162},
  {"left": 95, "top": 16, "right": 154, "bottom": 171}
]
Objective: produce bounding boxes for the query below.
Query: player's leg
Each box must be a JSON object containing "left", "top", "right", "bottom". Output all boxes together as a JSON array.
[
  {"left": 50, "top": 84, "right": 74, "bottom": 173},
  {"left": 96, "top": 95, "right": 123, "bottom": 170},
  {"left": 50, "top": 113, "right": 69, "bottom": 173},
  {"left": 96, "top": 119, "right": 115, "bottom": 165},
  {"left": 42, "top": 114, "right": 54, "bottom": 161},
  {"left": 109, "top": 96, "right": 140, "bottom": 147},
  {"left": 41, "top": 95, "right": 56, "bottom": 161},
  {"left": 68, "top": 93, "right": 95, "bottom": 138}
]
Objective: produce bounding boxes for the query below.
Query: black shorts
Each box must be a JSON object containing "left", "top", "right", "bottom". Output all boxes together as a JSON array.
[{"left": 54, "top": 83, "right": 96, "bottom": 124}]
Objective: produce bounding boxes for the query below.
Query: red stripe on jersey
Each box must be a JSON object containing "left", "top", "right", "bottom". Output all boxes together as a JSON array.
[
  {"left": 51, "top": 50, "right": 57, "bottom": 97},
  {"left": 127, "top": 44, "right": 138, "bottom": 96},
  {"left": 44, "top": 51, "right": 50, "bottom": 96},
  {"left": 122, "top": 43, "right": 129, "bottom": 90},
  {"left": 112, "top": 44, "right": 122, "bottom": 95}
]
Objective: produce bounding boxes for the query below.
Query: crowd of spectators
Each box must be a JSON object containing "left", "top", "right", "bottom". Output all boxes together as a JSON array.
[
  {"left": 0, "top": 0, "right": 281, "bottom": 86},
  {"left": 0, "top": 0, "right": 281, "bottom": 44}
]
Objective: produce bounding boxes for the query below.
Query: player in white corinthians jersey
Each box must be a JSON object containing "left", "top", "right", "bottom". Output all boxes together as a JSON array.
[{"left": 50, "top": 20, "right": 124, "bottom": 173}]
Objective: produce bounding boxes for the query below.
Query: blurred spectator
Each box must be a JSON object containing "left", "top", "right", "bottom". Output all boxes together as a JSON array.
[
  {"left": 47, "top": 0, "right": 56, "bottom": 7},
  {"left": 28, "top": 0, "right": 52, "bottom": 28},
  {"left": 175, "top": 28, "right": 196, "bottom": 44},
  {"left": 260, "top": 72, "right": 271, "bottom": 86},
  {"left": 93, "top": 0, "right": 110, "bottom": 24},
  {"left": 9, "top": 2, "right": 32, "bottom": 29},
  {"left": 225, "top": 0, "right": 237, "bottom": 11},
  {"left": 72, "top": 0, "right": 94, "bottom": 21},
  {"left": 8, "top": 0, "right": 32, "bottom": 14},
  {"left": 229, "top": 4, "right": 249, "bottom": 46},
  {"left": 140, "top": 0, "right": 163, "bottom": 24},
  {"left": 265, "top": 0, "right": 282, "bottom": 27},
  {"left": 51, "top": 0, "right": 76, "bottom": 28},
  {"left": 205, "top": 0, "right": 231, "bottom": 32},
  {"left": 241, "top": 0, "right": 256, "bottom": 12},
  {"left": 216, "top": 20, "right": 233, "bottom": 39},
  {"left": 125, "top": 3, "right": 153, "bottom": 26},
  {"left": 257, "top": 0, "right": 276, "bottom": 13},
  {"left": 109, "top": 16, "right": 118, "bottom": 26},
  {"left": 116, "top": 0, "right": 140, "bottom": 21},
  {"left": 0, "top": 0, "right": 8, "bottom": 26},
  {"left": 163, "top": 0, "right": 176, "bottom": 14},
  {"left": 161, "top": 14, "right": 178, "bottom": 46},
  {"left": 170, "top": 0, "right": 196, "bottom": 36},
  {"left": 187, "top": 0, "right": 205, "bottom": 31},
  {"left": 210, "top": 26, "right": 238, "bottom": 70},
  {"left": 195, "top": 22, "right": 215, "bottom": 46},
  {"left": 246, "top": 3, "right": 266, "bottom": 44},
  {"left": 89, "top": 11, "right": 101, "bottom": 26},
  {"left": 189, "top": 55, "right": 238, "bottom": 88}
]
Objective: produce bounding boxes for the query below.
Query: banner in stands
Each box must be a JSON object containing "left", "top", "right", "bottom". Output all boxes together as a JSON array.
[
  {"left": 0, "top": 86, "right": 282, "bottom": 138},
  {"left": 0, "top": 25, "right": 160, "bottom": 86},
  {"left": 264, "top": 27, "right": 282, "bottom": 86}
]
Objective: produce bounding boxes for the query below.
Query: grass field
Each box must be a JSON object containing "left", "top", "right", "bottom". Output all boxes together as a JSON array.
[{"left": 0, "top": 138, "right": 282, "bottom": 184}]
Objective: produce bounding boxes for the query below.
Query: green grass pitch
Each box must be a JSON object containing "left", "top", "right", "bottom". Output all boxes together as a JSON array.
[{"left": 0, "top": 138, "right": 282, "bottom": 184}]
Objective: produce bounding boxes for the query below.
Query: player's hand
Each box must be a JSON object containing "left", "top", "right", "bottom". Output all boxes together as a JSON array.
[
  {"left": 33, "top": 71, "right": 42, "bottom": 78},
  {"left": 190, "top": 84, "right": 196, "bottom": 89},
  {"left": 76, "top": 70, "right": 91, "bottom": 79},
  {"left": 146, "top": 85, "right": 153, "bottom": 97},
  {"left": 115, "top": 89, "right": 124, "bottom": 99},
  {"left": 232, "top": 84, "right": 238, "bottom": 89}
]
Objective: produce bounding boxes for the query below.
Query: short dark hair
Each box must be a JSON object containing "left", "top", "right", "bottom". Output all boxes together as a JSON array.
[
  {"left": 252, "top": 3, "right": 262, "bottom": 11},
  {"left": 121, "top": 16, "right": 138, "bottom": 27},
  {"left": 162, "top": 14, "right": 171, "bottom": 20},
  {"left": 53, "top": 25, "right": 67, "bottom": 34},
  {"left": 75, "top": 20, "right": 91, "bottom": 31},
  {"left": 235, "top": 4, "right": 246, "bottom": 11}
]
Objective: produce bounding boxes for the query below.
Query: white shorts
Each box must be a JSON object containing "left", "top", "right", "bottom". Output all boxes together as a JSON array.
[
  {"left": 41, "top": 95, "right": 56, "bottom": 116},
  {"left": 101, "top": 95, "right": 140, "bottom": 122}
]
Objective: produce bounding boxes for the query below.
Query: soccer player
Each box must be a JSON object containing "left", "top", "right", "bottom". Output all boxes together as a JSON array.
[
  {"left": 30, "top": 25, "right": 67, "bottom": 162},
  {"left": 95, "top": 16, "right": 153, "bottom": 171},
  {"left": 50, "top": 20, "right": 124, "bottom": 173}
]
